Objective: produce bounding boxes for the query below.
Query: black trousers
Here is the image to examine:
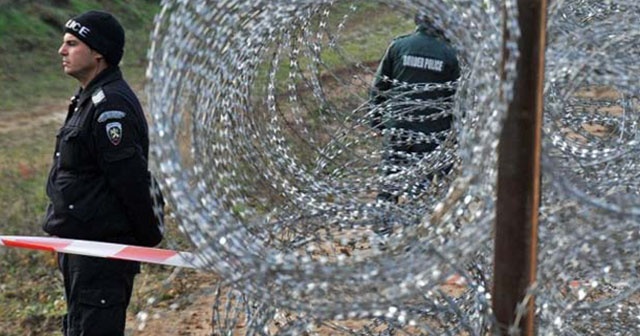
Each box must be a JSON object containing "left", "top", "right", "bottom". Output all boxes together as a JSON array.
[
  {"left": 377, "top": 140, "right": 451, "bottom": 203},
  {"left": 58, "top": 253, "right": 139, "bottom": 336},
  {"left": 375, "top": 141, "right": 452, "bottom": 236}
]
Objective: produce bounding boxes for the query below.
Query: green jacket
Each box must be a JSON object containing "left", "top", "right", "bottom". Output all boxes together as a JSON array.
[{"left": 370, "top": 26, "right": 460, "bottom": 135}]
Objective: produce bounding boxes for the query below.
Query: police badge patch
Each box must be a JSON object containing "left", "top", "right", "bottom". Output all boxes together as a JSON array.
[{"left": 106, "top": 122, "right": 123, "bottom": 145}]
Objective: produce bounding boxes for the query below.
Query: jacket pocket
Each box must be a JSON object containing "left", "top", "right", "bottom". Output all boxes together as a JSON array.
[
  {"left": 58, "top": 127, "right": 82, "bottom": 169},
  {"left": 54, "top": 172, "right": 103, "bottom": 223}
]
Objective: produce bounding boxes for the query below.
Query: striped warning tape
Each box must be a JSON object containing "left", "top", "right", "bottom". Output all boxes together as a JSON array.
[
  {"left": 5, "top": 236, "right": 631, "bottom": 299},
  {"left": 2, "top": 235, "right": 470, "bottom": 286},
  {"left": 0, "top": 235, "right": 201, "bottom": 268},
  {"left": 0, "top": 235, "right": 473, "bottom": 287}
]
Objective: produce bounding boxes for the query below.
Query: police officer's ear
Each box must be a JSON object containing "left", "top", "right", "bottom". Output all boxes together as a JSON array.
[{"left": 91, "top": 49, "right": 106, "bottom": 64}]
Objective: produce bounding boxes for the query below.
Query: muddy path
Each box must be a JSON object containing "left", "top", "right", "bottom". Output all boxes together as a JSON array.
[{"left": 0, "top": 104, "right": 67, "bottom": 134}]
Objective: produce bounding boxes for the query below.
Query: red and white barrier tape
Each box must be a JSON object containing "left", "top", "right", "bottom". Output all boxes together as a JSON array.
[
  {"left": 0, "top": 235, "right": 201, "bottom": 268},
  {"left": 2, "top": 235, "right": 471, "bottom": 286},
  {"left": 0, "top": 235, "right": 476, "bottom": 287}
]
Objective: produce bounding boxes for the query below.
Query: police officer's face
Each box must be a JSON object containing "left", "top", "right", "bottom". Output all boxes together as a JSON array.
[{"left": 58, "top": 33, "right": 103, "bottom": 83}]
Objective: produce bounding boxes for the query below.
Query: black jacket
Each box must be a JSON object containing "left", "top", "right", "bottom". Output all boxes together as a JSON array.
[
  {"left": 370, "top": 26, "right": 460, "bottom": 136},
  {"left": 43, "top": 66, "right": 162, "bottom": 247}
]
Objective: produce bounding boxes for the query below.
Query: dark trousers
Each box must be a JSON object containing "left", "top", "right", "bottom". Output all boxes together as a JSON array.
[
  {"left": 377, "top": 140, "right": 451, "bottom": 203},
  {"left": 58, "top": 253, "right": 139, "bottom": 336},
  {"left": 375, "top": 142, "right": 452, "bottom": 235}
]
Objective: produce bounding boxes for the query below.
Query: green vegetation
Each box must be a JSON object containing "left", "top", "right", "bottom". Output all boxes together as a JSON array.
[
  {"left": 256, "top": 3, "right": 412, "bottom": 90},
  {"left": 0, "top": 0, "right": 159, "bottom": 111}
]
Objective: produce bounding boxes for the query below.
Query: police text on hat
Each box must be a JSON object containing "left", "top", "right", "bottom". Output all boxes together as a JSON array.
[{"left": 64, "top": 11, "right": 125, "bottom": 66}]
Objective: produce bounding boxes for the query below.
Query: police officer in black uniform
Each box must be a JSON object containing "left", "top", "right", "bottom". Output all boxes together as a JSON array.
[
  {"left": 370, "top": 12, "right": 460, "bottom": 205},
  {"left": 43, "top": 10, "right": 163, "bottom": 335}
]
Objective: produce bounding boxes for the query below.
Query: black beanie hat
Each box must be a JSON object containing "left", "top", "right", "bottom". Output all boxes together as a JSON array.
[{"left": 64, "top": 10, "right": 125, "bottom": 66}]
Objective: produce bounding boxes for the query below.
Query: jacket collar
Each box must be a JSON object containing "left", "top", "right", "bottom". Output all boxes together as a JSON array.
[
  {"left": 416, "top": 25, "right": 435, "bottom": 36},
  {"left": 76, "top": 66, "right": 123, "bottom": 107},
  {"left": 416, "top": 25, "right": 449, "bottom": 43}
]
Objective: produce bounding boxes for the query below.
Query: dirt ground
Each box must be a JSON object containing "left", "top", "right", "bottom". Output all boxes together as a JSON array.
[
  {"left": 0, "top": 104, "right": 67, "bottom": 135},
  {"left": 126, "top": 272, "right": 218, "bottom": 336},
  {"left": 128, "top": 296, "right": 215, "bottom": 335}
]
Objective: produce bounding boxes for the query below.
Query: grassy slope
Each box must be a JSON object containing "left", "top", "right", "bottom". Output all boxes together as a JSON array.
[{"left": 0, "top": 0, "right": 158, "bottom": 112}]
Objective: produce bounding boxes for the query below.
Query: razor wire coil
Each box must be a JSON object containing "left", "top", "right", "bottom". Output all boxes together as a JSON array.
[{"left": 145, "top": 0, "right": 640, "bottom": 334}]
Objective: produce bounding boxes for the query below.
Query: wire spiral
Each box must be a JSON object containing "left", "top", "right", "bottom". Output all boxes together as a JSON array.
[{"left": 146, "top": 0, "right": 639, "bottom": 334}]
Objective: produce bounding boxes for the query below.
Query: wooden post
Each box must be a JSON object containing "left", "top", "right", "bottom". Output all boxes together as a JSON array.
[{"left": 493, "top": 0, "right": 547, "bottom": 335}]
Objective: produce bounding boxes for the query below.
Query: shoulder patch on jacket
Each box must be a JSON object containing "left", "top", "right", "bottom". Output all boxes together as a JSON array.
[
  {"left": 106, "top": 122, "right": 123, "bottom": 146},
  {"left": 97, "top": 110, "right": 126, "bottom": 123},
  {"left": 92, "top": 89, "right": 106, "bottom": 105}
]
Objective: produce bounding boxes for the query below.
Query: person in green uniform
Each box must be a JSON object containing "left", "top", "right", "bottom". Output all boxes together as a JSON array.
[{"left": 370, "top": 12, "right": 460, "bottom": 206}]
